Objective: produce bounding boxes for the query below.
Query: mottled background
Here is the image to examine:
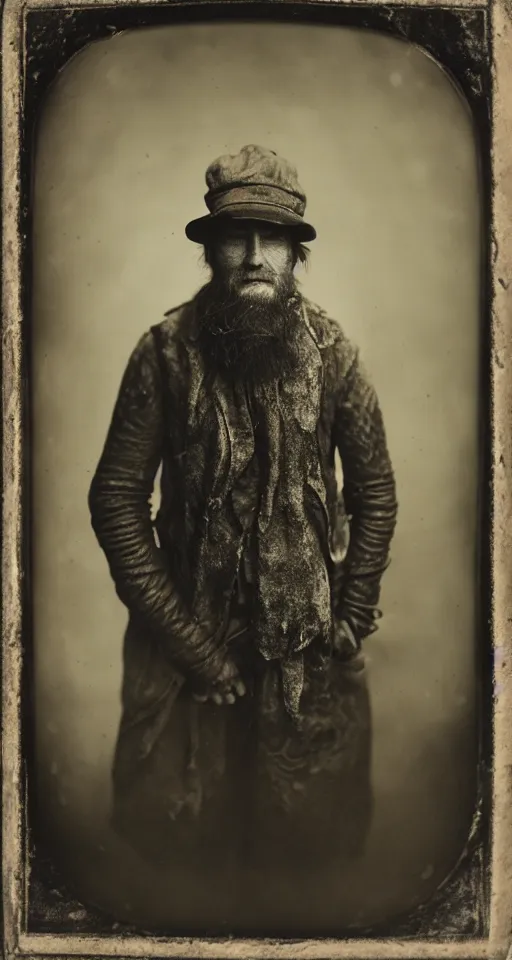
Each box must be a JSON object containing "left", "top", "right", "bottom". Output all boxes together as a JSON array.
[{"left": 32, "top": 21, "right": 482, "bottom": 933}]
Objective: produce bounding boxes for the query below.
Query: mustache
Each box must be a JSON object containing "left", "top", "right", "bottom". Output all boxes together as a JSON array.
[
  {"left": 227, "top": 270, "right": 279, "bottom": 289},
  {"left": 239, "top": 271, "right": 276, "bottom": 281}
]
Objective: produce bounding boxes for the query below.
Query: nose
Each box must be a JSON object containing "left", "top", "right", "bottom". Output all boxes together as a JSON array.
[{"left": 244, "top": 231, "right": 264, "bottom": 269}]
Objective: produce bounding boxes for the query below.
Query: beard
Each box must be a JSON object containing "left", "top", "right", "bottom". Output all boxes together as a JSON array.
[{"left": 194, "top": 269, "right": 304, "bottom": 384}]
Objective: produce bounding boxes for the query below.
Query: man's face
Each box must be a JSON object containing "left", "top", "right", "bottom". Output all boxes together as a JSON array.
[{"left": 210, "top": 220, "right": 295, "bottom": 300}]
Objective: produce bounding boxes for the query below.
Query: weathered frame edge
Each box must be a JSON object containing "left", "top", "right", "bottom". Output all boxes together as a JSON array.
[{"left": 2, "top": 0, "right": 512, "bottom": 957}]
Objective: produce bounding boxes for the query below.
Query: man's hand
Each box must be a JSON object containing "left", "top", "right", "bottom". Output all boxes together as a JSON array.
[
  {"left": 333, "top": 620, "right": 365, "bottom": 670},
  {"left": 192, "top": 657, "right": 247, "bottom": 706}
]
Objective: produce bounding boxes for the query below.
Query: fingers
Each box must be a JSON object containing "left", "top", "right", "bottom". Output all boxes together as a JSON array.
[
  {"left": 220, "top": 660, "right": 240, "bottom": 682},
  {"left": 211, "top": 684, "right": 243, "bottom": 705},
  {"left": 216, "top": 662, "right": 232, "bottom": 684},
  {"left": 192, "top": 692, "right": 208, "bottom": 703},
  {"left": 193, "top": 657, "right": 247, "bottom": 705},
  {"left": 193, "top": 680, "right": 246, "bottom": 706},
  {"left": 219, "top": 676, "right": 246, "bottom": 702}
]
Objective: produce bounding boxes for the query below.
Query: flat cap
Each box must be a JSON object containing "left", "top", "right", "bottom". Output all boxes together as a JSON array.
[{"left": 185, "top": 144, "right": 316, "bottom": 243}]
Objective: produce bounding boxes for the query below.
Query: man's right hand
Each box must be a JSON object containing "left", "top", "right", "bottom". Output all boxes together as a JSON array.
[{"left": 192, "top": 657, "right": 247, "bottom": 706}]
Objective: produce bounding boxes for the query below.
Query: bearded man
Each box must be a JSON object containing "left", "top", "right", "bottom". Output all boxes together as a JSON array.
[{"left": 88, "top": 145, "right": 398, "bottom": 927}]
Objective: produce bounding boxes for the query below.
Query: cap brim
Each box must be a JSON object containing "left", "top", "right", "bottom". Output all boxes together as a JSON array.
[{"left": 185, "top": 206, "right": 316, "bottom": 243}]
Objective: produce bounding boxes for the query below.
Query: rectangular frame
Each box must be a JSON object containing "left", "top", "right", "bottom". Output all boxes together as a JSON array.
[{"left": 2, "top": 0, "right": 512, "bottom": 957}]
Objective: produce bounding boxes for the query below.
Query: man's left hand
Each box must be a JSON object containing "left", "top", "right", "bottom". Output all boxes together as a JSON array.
[{"left": 333, "top": 620, "right": 365, "bottom": 669}]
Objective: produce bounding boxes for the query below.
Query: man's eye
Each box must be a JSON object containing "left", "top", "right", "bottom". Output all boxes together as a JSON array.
[{"left": 261, "top": 229, "right": 285, "bottom": 241}]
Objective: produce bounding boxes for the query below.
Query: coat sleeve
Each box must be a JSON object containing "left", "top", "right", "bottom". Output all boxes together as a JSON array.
[
  {"left": 88, "top": 330, "right": 226, "bottom": 685},
  {"left": 332, "top": 347, "right": 398, "bottom": 644}
]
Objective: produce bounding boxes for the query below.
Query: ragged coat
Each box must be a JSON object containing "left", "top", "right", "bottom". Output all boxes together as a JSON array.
[{"left": 88, "top": 293, "right": 398, "bottom": 860}]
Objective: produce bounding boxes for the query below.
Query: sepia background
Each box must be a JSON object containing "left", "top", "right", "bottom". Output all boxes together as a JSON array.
[{"left": 32, "top": 22, "right": 482, "bottom": 933}]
